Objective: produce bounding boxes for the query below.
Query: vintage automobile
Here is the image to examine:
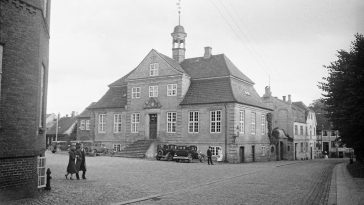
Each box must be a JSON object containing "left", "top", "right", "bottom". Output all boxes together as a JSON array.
[
  {"left": 173, "top": 145, "right": 199, "bottom": 163},
  {"left": 84, "top": 142, "right": 107, "bottom": 156},
  {"left": 156, "top": 144, "right": 177, "bottom": 161}
]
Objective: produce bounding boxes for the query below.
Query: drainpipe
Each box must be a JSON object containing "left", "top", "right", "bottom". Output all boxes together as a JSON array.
[
  {"left": 0, "top": 44, "right": 3, "bottom": 103},
  {"left": 224, "top": 103, "right": 228, "bottom": 162}
]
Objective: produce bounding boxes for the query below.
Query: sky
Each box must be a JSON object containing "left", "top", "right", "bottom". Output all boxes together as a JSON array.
[{"left": 48, "top": 0, "right": 364, "bottom": 116}]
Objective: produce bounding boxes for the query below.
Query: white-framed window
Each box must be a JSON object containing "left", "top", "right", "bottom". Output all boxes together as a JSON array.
[
  {"left": 85, "top": 120, "right": 90, "bottom": 130},
  {"left": 37, "top": 157, "right": 46, "bottom": 188},
  {"left": 300, "top": 126, "right": 303, "bottom": 135},
  {"left": 98, "top": 114, "right": 106, "bottom": 133},
  {"left": 113, "top": 114, "right": 122, "bottom": 133},
  {"left": 167, "top": 112, "right": 177, "bottom": 133},
  {"left": 239, "top": 110, "right": 245, "bottom": 134},
  {"left": 113, "top": 144, "right": 122, "bottom": 152},
  {"left": 132, "top": 87, "right": 140, "bottom": 99},
  {"left": 39, "top": 64, "right": 46, "bottom": 129},
  {"left": 261, "top": 146, "right": 266, "bottom": 156},
  {"left": 261, "top": 114, "right": 266, "bottom": 135},
  {"left": 210, "top": 110, "right": 221, "bottom": 133},
  {"left": 251, "top": 112, "right": 256, "bottom": 135},
  {"left": 188, "top": 111, "right": 199, "bottom": 133},
  {"left": 300, "top": 142, "right": 304, "bottom": 152},
  {"left": 131, "top": 113, "right": 140, "bottom": 133},
  {"left": 80, "top": 120, "right": 85, "bottom": 130},
  {"left": 305, "top": 126, "right": 308, "bottom": 136},
  {"left": 149, "top": 63, "right": 159, "bottom": 76},
  {"left": 149, "top": 86, "right": 158, "bottom": 97},
  {"left": 210, "top": 146, "right": 222, "bottom": 156},
  {"left": 167, "top": 84, "right": 177, "bottom": 96},
  {"left": 294, "top": 125, "right": 298, "bottom": 135}
]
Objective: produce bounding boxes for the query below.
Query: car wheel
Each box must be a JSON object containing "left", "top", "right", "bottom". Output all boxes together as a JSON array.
[
  {"left": 188, "top": 154, "right": 192, "bottom": 163},
  {"left": 167, "top": 153, "right": 173, "bottom": 161}
]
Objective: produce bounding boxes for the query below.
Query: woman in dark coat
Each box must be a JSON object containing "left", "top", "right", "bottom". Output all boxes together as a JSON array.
[
  {"left": 79, "top": 143, "right": 87, "bottom": 179},
  {"left": 65, "top": 146, "right": 77, "bottom": 180},
  {"left": 75, "top": 143, "right": 82, "bottom": 180}
]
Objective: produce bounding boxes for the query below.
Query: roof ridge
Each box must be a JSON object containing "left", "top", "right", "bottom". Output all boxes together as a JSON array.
[
  {"left": 221, "top": 55, "right": 254, "bottom": 85},
  {"left": 155, "top": 51, "right": 186, "bottom": 74}
]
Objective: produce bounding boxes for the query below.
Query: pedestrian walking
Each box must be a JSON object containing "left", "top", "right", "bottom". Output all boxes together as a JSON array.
[
  {"left": 65, "top": 146, "right": 77, "bottom": 180},
  {"left": 75, "top": 143, "right": 82, "bottom": 180},
  {"left": 79, "top": 143, "right": 87, "bottom": 179},
  {"left": 207, "top": 146, "right": 214, "bottom": 165}
]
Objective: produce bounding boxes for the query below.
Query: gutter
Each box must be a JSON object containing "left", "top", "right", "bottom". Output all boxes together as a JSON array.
[{"left": 224, "top": 103, "right": 228, "bottom": 162}]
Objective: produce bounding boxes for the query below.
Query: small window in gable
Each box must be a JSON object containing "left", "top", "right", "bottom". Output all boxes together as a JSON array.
[
  {"left": 243, "top": 90, "right": 251, "bottom": 96},
  {"left": 149, "top": 63, "right": 159, "bottom": 76}
]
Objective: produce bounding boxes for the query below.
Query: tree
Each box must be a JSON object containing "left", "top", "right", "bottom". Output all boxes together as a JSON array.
[
  {"left": 319, "top": 34, "right": 364, "bottom": 162},
  {"left": 309, "top": 99, "right": 331, "bottom": 133}
]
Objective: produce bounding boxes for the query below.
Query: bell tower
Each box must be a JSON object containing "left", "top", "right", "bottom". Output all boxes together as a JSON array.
[{"left": 171, "top": 2, "right": 187, "bottom": 63}]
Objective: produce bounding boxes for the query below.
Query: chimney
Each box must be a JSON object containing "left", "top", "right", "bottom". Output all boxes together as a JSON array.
[
  {"left": 283, "top": 96, "right": 286, "bottom": 102},
  {"left": 71, "top": 111, "right": 76, "bottom": 117},
  {"left": 288, "top": 94, "right": 292, "bottom": 103},
  {"left": 204, "top": 46, "right": 212, "bottom": 59}
]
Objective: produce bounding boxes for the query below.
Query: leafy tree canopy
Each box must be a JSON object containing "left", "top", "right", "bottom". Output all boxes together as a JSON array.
[{"left": 319, "top": 34, "right": 364, "bottom": 161}]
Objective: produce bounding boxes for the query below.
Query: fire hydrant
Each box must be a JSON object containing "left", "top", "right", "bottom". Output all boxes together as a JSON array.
[{"left": 45, "top": 168, "right": 52, "bottom": 190}]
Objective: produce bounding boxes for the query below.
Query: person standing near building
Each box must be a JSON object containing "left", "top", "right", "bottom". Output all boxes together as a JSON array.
[
  {"left": 79, "top": 143, "right": 87, "bottom": 179},
  {"left": 65, "top": 146, "right": 77, "bottom": 180},
  {"left": 207, "top": 146, "right": 214, "bottom": 165}
]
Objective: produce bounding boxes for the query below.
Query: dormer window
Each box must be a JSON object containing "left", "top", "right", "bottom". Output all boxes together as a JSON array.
[
  {"left": 149, "top": 63, "right": 159, "bottom": 76},
  {"left": 243, "top": 90, "right": 251, "bottom": 96}
]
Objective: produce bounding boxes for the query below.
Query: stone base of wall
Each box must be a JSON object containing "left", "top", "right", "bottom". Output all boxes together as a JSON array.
[{"left": 0, "top": 156, "right": 38, "bottom": 201}]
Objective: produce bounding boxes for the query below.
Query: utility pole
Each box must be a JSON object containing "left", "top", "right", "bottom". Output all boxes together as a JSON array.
[{"left": 55, "top": 113, "right": 59, "bottom": 142}]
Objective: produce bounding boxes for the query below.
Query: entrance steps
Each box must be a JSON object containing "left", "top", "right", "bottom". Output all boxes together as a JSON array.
[{"left": 113, "top": 139, "right": 154, "bottom": 158}]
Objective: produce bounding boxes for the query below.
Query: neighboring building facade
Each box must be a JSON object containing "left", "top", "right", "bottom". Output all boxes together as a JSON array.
[
  {"left": 320, "top": 130, "right": 350, "bottom": 158},
  {"left": 46, "top": 115, "right": 77, "bottom": 147},
  {"left": 76, "top": 106, "right": 94, "bottom": 142},
  {"left": 86, "top": 24, "right": 273, "bottom": 163},
  {"left": 0, "top": 0, "right": 51, "bottom": 200},
  {"left": 262, "top": 87, "right": 317, "bottom": 160}
]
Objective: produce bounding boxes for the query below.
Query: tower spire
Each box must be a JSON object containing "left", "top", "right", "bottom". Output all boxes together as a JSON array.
[{"left": 177, "top": 0, "right": 181, "bottom": 25}]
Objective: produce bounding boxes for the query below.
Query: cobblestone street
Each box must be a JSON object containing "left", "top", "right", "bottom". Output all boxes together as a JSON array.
[{"left": 8, "top": 151, "right": 345, "bottom": 205}]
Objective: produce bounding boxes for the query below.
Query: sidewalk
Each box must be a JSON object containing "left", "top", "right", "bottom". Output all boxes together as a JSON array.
[{"left": 328, "top": 162, "right": 364, "bottom": 205}]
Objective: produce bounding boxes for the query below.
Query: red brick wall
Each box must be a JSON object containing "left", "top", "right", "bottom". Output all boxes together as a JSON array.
[
  {"left": 0, "top": 0, "right": 50, "bottom": 200},
  {"left": 0, "top": 156, "right": 38, "bottom": 201}
]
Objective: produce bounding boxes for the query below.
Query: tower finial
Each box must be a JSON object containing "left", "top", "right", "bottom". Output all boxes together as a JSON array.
[{"left": 177, "top": 0, "right": 182, "bottom": 25}]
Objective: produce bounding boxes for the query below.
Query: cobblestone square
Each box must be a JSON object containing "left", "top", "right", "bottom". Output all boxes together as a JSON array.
[{"left": 8, "top": 152, "right": 345, "bottom": 205}]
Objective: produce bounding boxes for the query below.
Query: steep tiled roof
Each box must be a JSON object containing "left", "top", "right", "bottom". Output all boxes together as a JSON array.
[
  {"left": 47, "top": 116, "right": 77, "bottom": 135},
  {"left": 180, "top": 78, "right": 236, "bottom": 105},
  {"left": 109, "top": 69, "right": 135, "bottom": 87},
  {"left": 181, "top": 54, "right": 254, "bottom": 84},
  {"left": 180, "top": 77, "right": 271, "bottom": 110},
  {"left": 230, "top": 79, "right": 272, "bottom": 110},
  {"left": 88, "top": 86, "right": 127, "bottom": 109},
  {"left": 156, "top": 51, "right": 185, "bottom": 74},
  {"left": 78, "top": 104, "right": 94, "bottom": 118}
]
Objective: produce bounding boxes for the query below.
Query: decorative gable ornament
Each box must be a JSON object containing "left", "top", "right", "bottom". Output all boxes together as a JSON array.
[{"left": 144, "top": 97, "right": 162, "bottom": 109}]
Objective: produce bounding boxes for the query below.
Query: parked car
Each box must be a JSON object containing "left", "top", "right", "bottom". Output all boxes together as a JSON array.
[
  {"left": 50, "top": 141, "right": 69, "bottom": 152},
  {"left": 84, "top": 142, "right": 107, "bottom": 156},
  {"left": 173, "top": 145, "right": 199, "bottom": 163},
  {"left": 156, "top": 144, "right": 177, "bottom": 161}
]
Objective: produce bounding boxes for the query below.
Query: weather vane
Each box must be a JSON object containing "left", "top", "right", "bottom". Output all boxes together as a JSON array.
[{"left": 177, "top": 0, "right": 182, "bottom": 25}]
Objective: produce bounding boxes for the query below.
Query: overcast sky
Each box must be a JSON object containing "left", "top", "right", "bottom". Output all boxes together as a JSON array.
[{"left": 48, "top": 0, "right": 364, "bottom": 116}]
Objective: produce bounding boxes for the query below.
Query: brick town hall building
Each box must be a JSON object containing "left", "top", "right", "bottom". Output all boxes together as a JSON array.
[{"left": 85, "top": 24, "right": 273, "bottom": 163}]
